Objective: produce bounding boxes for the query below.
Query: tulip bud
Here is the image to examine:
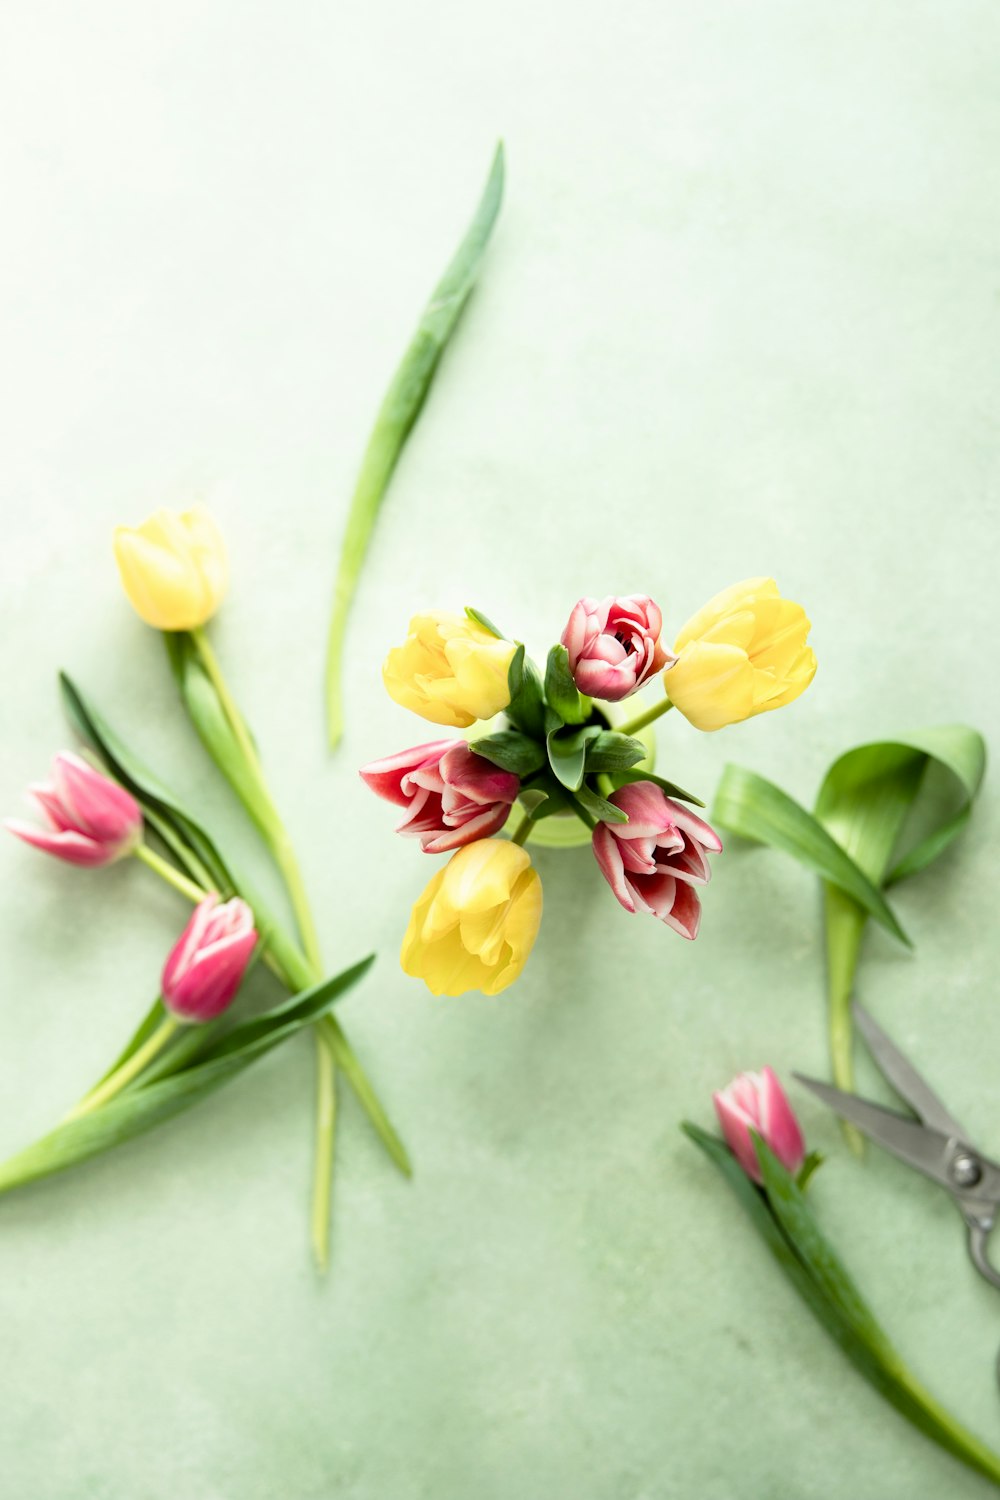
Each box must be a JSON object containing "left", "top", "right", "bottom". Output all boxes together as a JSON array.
[
  {"left": 664, "top": 577, "right": 816, "bottom": 732},
  {"left": 360, "top": 740, "right": 519, "bottom": 854},
  {"left": 383, "top": 612, "right": 517, "bottom": 728},
  {"left": 713, "top": 1067, "right": 806, "bottom": 1183},
  {"left": 561, "top": 594, "right": 672, "bottom": 702},
  {"left": 5, "top": 752, "right": 143, "bottom": 867},
  {"left": 113, "top": 507, "right": 228, "bottom": 631},
  {"left": 592, "top": 781, "right": 722, "bottom": 939},
  {"left": 161, "top": 895, "right": 257, "bottom": 1022},
  {"left": 401, "top": 838, "right": 542, "bottom": 995}
]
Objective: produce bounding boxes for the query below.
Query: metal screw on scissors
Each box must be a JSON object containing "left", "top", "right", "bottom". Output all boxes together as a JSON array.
[{"left": 795, "top": 1003, "right": 1000, "bottom": 1301}]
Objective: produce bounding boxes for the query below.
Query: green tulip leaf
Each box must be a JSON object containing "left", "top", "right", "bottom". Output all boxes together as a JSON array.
[
  {"left": 546, "top": 724, "right": 601, "bottom": 793},
  {"left": 712, "top": 727, "right": 985, "bottom": 1122},
  {"left": 464, "top": 606, "right": 505, "bottom": 639},
  {"left": 0, "top": 957, "right": 373, "bottom": 1198},
  {"left": 470, "top": 730, "right": 546, "bottom": 777},
  {"left": 505, "top": 651, "right": 546, "bottom": 740},
  {"left": 60, "top": 673, "right": 314, "bottom": 995},
  {"left": 610, "top": 767, "right": 706, "bottom": 808},
  {"left": 574, "top": 782, "right": 628, "bottom": 825},
  {"left": 543, "top": 644, "right": 591, "bottom": 726},
  {"left": 325, "top": 143, "right": 505, "bottom": 748},
  {"left": 712, "top": 763, "right": 909, "bottom": 945},
  {"left": 60, "top": 671, "right": 234, "bottom": 894},
  {"left": 684, "top": 1124, "right": 1000, "bottom": 1490},
  {"left": 583, "top": 731, "right": 647, "bottom": 773}
]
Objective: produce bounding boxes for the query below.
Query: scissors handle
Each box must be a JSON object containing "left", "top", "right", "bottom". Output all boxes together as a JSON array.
[{"left": 967, "top": 1220, "right": 1000, "bottom": 1291}]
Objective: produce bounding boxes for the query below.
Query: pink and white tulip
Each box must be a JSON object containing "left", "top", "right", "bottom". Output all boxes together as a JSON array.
[
  {"left": 561, "top": 594, "right": 673, "bottom": 701},
  {"left": 592, "top": 781, "right": 722, "bottom": 939},
  {"left": 360, "top": 740, "right": 519, "bottom": 854},
  {"left": 162, "top": 895, "right": 257, "bottom": 1023},
  {"left": 4, "top": 752, "right": 143, "bottom": 868},
  {"left": 713, "top": 1067, "right": 806, "bottom": 1183}
]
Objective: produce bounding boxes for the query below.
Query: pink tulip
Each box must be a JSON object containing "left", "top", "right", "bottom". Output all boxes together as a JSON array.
[
  {"left": 592, "top": 781, "right": 722, "bottom": 939},
  {"left": 161, "top": 895, "right": 257, "bottom": 1023},
  {"left": 5, "top": 751, "right": 143, "bottom": 868},
  {"left": 360, "top": 740, "right": 519, "bottom": 854},
  {"left": 561, "top": 594, "right": 674, "bottom": 701},
  {"left": 713, "top": 1068, "right": 806, "bottom": 1183}
]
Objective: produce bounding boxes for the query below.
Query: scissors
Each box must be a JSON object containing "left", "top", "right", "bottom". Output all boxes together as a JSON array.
[{"left": 795, "top": 1002, "right": 1000, "bottom": 1292}]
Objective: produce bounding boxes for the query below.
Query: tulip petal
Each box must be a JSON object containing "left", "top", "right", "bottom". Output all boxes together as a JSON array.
[
  {"left": 592, "top": 825, "right": 636, "bottom": 912},
  {"left": 758, "top": 1065, "right": 806, "bottom": 1174},
  {"left": 4, "top": 819, "right": 111, "bottom": 867},
  {"left": 359, "top": 740, "right": 456, "bottom": 806}
]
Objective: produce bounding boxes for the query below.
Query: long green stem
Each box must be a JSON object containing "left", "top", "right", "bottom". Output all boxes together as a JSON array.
[
  {"left": 310, "top": 1032, "right": 338, "bottom": 1271},
  {"left": 134, "top": 842, "right": 211, "bottom": 904},
  {"left": 321, "top": 1016, "right": 411, "bottom": 1176},
  {"left": 616, "top": 695, "right": 674, "bottom": 738},
  {"left": 510, "top": 814, "right": 537, "bottom": 848},
  {"left": 190, "top": 627, "right": 324, "bottom": 974},
  {"left": 65, "top": 1016, "right": 180, "bottom": 1119}
]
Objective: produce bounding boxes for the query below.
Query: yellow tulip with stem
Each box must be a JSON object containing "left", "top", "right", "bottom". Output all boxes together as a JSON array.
[{"left": 115, "top": 505, "right": 407, "bottom": 1268}]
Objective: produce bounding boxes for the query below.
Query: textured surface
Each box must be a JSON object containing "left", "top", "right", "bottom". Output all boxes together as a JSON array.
[{"left": 1, "top": 3, "right": 999, "bottom": 1496}]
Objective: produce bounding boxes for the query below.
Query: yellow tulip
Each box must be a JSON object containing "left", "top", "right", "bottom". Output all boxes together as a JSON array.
[
  {"left": 401, "top": 839, "right": 543, "bottom": 996},
  {"left": 113, "top": 507, "right": 228, "bottom": 631},
  {"left": 664, "top": 577, "right": 816, "bottom": 732},
  {"left": 383, "top": 611, "right": 517, "bottom": 728}
]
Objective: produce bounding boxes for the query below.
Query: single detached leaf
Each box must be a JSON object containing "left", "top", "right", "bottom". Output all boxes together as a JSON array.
[
  {"left": 543, "top": 644, "right": 590, "bottom": 726},
  {"left": 325, "top": 144, "right": 505, "bottom": 747},
  {"left": 711, "top": 764, "right": 909, "bottom": 945},
  {"left": 0, "top": 957, "right": 373, "bottom": 1197},
  {"left": 611, "top": 767, "right": 706, "bottom": 808},
  {"left": 469, "top": 730, "right": 546, "bottom": 777},
  {"left": 684, "top": 1124, "right": 1000, "bottom": 1490},
  {"left": 464, "top": 606, "right": 505, "bottom": 639},
  {"left": 584, "top": 731, "right": 647, "bottom": 773}
]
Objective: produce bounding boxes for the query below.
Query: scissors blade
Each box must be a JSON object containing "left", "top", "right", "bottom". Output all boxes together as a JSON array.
[
  {"left": 793, "top": 1074, "right": 953, "bottom": 1189},
  {"left": 852, "top": 1002, "right": 970, "bottom": 1140}
]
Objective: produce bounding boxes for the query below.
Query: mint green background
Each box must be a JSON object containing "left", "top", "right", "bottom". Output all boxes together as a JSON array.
[{"left": 2, "top": 4, "right": 999, "bottom": 1496}]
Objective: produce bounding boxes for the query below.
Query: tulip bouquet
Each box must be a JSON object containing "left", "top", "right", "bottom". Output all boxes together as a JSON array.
[
  {"left": 684, "top": 1075, "right": 1000, "bottom": 1490},
  {"left": 363, "top": 579, "right": 817, "bottom": 996},
  {"left": 4, "top": 507, "right": 407, "bottom": 1269}
]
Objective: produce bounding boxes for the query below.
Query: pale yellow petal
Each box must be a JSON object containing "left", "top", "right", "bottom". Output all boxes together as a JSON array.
[
  {"left": 673, "top": 578, "right": 776, "bottom": 651},
  {"left": 665, "top": 641, "right": 756, "bottom": 731}
]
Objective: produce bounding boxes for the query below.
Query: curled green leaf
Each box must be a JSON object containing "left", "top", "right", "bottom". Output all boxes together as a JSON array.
[
  {"left": 546, "top": 724, "right": 601, "bottom": 793},
  {"left": 713, "top": 728, "right": 986, "bottom": 1130}
]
